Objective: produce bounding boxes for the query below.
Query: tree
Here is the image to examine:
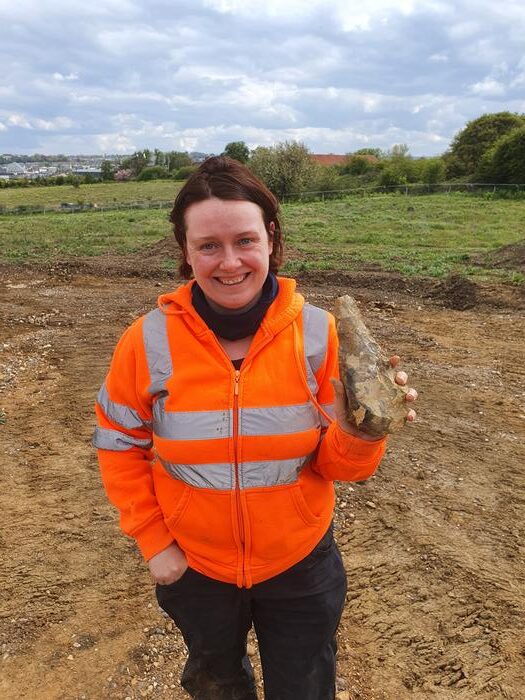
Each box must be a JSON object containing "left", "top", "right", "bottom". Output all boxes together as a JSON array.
[
  {"left": 310, "top": 165, "right": 340, "bottom": 193},
  {"left": 166, "top": 151, "right": 192, "bottom": 172},
  {"left": 389, "top": 143, "right": 410, "bottom": 158},
  {"left": 137, "top": 165, "right": 170, "bottom": 181},
  {"left": 249, "top": 141, "right": 316, "bottom": 198},
  {"left": 420, "top": 157, "right": 446, "bottom": 185},
  {"left": 154, "top": 149, "right": 165, "bottom": 167},
  {"left": 101, "top": 160, "right": 114, "bottom": 181},
  {"left": 173, "top": 165, "right": 197, "bottom": 180},
  {"left": 353, "top": 147, "right": 383, "bottom": 159},
  {"left": 114, "top": 169, "right": 132, "bottom": 181},
  {"left": 378, "top": 145, "right": 417, "bottom": 186},
  {"left": 121, "top": 150, "right": 152, "bottom": 177},
  {"left": 341, "top": 155, "right": 374, "bottom": 176},
  {"left": 445, "top": 112, "right": 525, "bottom": 178},
  {"left": 223, "top": 141, "right": 250, "bottom": 164},
  {"left": 476, "top": 125, "right": 525, "bottom": 183}
]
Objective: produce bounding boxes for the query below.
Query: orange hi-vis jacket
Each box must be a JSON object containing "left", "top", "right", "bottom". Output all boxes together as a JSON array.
[{"left": 94, "top": 277, "right": 386, "bottom": 588}]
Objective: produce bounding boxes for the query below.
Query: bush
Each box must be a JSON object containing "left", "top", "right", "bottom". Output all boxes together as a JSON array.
[
  {"left": 341, "top": 155, "right": 374, "bottom": 176},
  {"left": 172, "top": 165, "right": 198, "bottom": 180},
  {"left": 445, "top": 112, "right": 525, "bottom": 178},
  {"left": 137, "top": 165, "right": 170, "bottom": 181},
  {"left": 310, "top": 165, "right": 341, "bottom": 193},
  {"left": 476, "top": 125, "right": 525, "bottom": 183},
  {"left": 249, "top": 141, "right": 316, "bottom": 198},
  {"left": 420, "top": 158, "right": 446, "bottom": 185}
]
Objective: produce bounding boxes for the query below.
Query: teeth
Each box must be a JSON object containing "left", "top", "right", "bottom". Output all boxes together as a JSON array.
[{"left": 218, "top": 275, "right": 246, "bottom": 285}]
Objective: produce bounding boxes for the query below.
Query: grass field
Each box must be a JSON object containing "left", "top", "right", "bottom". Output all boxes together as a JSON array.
[
  {"left": 0, "top": 179, "right": 181, "bottom": 208},
  {"left": 0, "top": 192, "right": 523, "bottom": 282}
]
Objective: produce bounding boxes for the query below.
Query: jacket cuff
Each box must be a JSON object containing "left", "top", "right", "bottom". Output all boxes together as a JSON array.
[
  {"left": 133, "top": 517, "right": 174, "bottom": 561},
  {"left": 333, "top": 423, "right": 387, "bottom": 461}
]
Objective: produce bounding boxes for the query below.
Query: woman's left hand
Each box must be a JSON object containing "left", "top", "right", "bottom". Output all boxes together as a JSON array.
[
  {"left": 389, "top": 355, "right": 418, "bottom": 423},
  {"left": 331, "top": 355, "right": 417, "bottom": 441}
]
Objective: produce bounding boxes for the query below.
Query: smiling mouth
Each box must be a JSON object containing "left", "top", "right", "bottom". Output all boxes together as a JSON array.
[{"left": 216, "top": 273, "right": 249, "bottom": 286}]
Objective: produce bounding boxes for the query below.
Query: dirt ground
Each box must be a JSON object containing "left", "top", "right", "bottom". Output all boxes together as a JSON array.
[{"left": 1, "top": 260, "right": 524, "bottom": 699}]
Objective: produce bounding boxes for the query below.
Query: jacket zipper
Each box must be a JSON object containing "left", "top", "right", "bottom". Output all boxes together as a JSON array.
[{"left": 233, "top": 369, "right": 246, "bottom": 586}]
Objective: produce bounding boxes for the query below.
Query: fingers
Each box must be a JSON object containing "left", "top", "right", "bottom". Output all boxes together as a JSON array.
[
  {"left": 389, "top": 355, "right": 401, "bottom": 368},
  {"left": 395, "top": 370, "right": 408, "bottom": 386},
  {"left": 405, "top": 388, "right": 418, "bottom": 401},
  {"left": 330, "top": 377, "right": 345, "bottom": 396}
]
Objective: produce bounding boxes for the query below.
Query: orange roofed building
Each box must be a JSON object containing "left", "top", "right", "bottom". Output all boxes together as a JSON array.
[
  {"left": 310, "top": 154, "right": 348, "bottom": 167},
  {"left": 311, "top": 153, "right": 379, "bottom": 167}
]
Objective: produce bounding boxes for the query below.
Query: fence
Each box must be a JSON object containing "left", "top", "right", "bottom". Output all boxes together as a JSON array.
[
  {"left": 0, "top": 183, "right": 524, "bottom": 215},
  {"left": 281, "top": 182, "right": 525, "bottom": 202},
  {"left": 0, "top": 199, "right": 174, "bottom": 216}
]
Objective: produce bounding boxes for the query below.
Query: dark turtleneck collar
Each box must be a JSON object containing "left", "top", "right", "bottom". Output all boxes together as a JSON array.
[{"left": 191, "top": 273, "right": 279, "bottom": 341}]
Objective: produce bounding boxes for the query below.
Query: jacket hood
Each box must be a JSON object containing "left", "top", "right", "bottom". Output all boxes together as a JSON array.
[{"left": 157, "top": 277, "right": 305, "bottom": 338}]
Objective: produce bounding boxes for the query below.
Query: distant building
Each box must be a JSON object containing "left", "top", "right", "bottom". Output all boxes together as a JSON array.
[
  {"left": 70, "top": 167, "right": 103, "bottom": 179},
  {"left": 310, "top": 154, "right": 348, "bottom": 167},
  {"left": 4, "top": 162, "right": 27, "bottom": 175},
  {"left": 190, "top": 152, "right": 214, "bottom": 163},
  {"left": 311, "top": 153, "right": 379, "bottom": 167}
]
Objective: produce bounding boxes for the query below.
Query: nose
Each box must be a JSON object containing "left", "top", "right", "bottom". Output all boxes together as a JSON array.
[{"left": 219, "top": 245, "right": 241, "bottom": 271}]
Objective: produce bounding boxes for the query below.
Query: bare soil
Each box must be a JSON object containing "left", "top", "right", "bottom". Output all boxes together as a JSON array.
[{"left": 1, "top": 261, "right": 524, "bottom": 699}]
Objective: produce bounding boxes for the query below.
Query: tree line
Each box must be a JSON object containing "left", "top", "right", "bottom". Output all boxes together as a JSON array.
[{"left": 2, "top": 112, "right": 524, "bottom": 195}]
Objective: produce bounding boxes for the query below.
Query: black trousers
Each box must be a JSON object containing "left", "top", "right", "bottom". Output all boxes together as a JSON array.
[{"left": 156, "top": 526, "right": 347, "bottom": 700}]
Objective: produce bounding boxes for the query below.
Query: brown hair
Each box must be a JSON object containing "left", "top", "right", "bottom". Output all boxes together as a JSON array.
[{"left": 170, "top": 156, "right": 284, "bottom": 279}]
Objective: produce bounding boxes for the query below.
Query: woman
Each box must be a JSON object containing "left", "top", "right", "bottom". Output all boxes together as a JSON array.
[{"left": 94, "top": 156, "right": 417, "bottom": 700}]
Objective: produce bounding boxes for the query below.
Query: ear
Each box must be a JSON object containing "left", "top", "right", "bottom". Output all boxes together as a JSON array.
[{"left": 268, "top": 221, "right": 275, "bottom": 255}]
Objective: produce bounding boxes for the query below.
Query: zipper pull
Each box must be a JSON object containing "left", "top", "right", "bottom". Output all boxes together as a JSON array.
[{"left": 234, "top": 370, "right": 240, "bottom": 396}]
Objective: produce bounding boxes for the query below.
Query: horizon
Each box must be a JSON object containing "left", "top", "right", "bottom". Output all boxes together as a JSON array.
[{"left": 2, "top": 1, "right": 525, "bottom": 156}]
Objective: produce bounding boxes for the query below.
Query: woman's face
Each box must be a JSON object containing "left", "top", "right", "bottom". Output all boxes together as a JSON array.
[{"left": 184, "top": 197, "right": 273, "bottom": 311}]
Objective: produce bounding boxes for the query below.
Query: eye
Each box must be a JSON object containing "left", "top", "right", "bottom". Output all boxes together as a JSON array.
[
  {"left": 238, "top": 237, "right": 253, "bottom": 246},
  {"left": 200, "top": 241, "right": 218, "bottom": 251}
]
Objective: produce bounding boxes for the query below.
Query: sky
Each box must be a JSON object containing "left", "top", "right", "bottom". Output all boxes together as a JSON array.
[{"left": 0, "top": 0, "right": 524, "bottom": 156}]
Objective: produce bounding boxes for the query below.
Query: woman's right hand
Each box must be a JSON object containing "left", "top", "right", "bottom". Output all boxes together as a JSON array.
[{"left": 148, "top": 542, "right": 188, "bottom": 585}]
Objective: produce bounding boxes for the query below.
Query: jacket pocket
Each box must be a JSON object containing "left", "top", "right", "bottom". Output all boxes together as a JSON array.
[
  {"left": 164, "top": 484, "right": 192, "bottom": 530},
  {"left": 290, "top": 484, "right": 322, "bottom": 526}
]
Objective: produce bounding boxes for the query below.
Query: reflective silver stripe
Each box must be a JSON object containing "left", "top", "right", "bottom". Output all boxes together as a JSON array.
[
  {"left": 320, "top": 402, "right": 335, "bottom": 428},
  {"left": 153, "top": 400, "right": 233, "bottom": 440},
  {"left": 143, "top": 308, "right": 172, "bottom": 395},
  {"left": 97, "top": 382, "right": 151, "bottom": 430},
  {"left": 240, "top": 403, "right": 319, "bottom": 436},
  {"left": 159, "top": 454, "right": 313, "bottom": 489},
  {"left": 159, "top": 458, "right": 233, "bottom": 489},
  {"left": 241, "top": 454, "right": 314, "bottom": 488},
  {"left": 302, "top": 304, "right": 329, "bottom": 395},
  {"left": 92, "top": 427, "right": 153, "bottom": 451}
]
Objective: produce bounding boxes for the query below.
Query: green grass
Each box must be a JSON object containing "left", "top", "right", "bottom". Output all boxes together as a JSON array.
[
  {"left": 0, "top": 209, "right": 172, "bottom": 261},
  {"left": 280, "top": 194, "right": 525, "bottom": 282},
  {"left": 0, "top": 179, "right": 181, "bottom": 208},
  {"left": 0, "top": 192, "right": 523, "bottom": 282}
]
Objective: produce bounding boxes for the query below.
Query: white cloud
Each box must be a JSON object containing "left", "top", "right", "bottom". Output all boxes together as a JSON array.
[
  {"left": 53, "top": 72, "right": 79, "bottom": 81},
  {"left": 1, "top": 0, "right": 525, "bottom": 155},
  {"left": 7, "top": 114, "right": 33, "bottom": 129},
  {"left": 429, "top": 52, "right": 449, "bottom": 62},
  {"left": 33, "top": 116, "right": 74, "bottom": 131},
  {"left": 3, "top": 113, "right": 73, "bottom": 131},
  {"left": 96, "top": 27, "right": 172, "bottom": 54},
  {"left": 469, "top": 77, "right": 506, "bottom": 97},
  {"left": 95, "top": 132, "right": 138, "bottom": 154}
]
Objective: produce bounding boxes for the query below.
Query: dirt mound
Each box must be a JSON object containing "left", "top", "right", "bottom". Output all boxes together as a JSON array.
[
  {"left": 430, "top": 274, "right": 478, "bottom": 310},
  {"left": 140, "top": 235, "right": 179, "bottom": 260},
  {"left": 488, "top": 241, "right": 525, "bottom": 271}
]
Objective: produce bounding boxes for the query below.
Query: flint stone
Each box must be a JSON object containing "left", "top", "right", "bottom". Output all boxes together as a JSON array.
[{"left": 334, "top": 295, "right": 408, "bottom": 437}]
